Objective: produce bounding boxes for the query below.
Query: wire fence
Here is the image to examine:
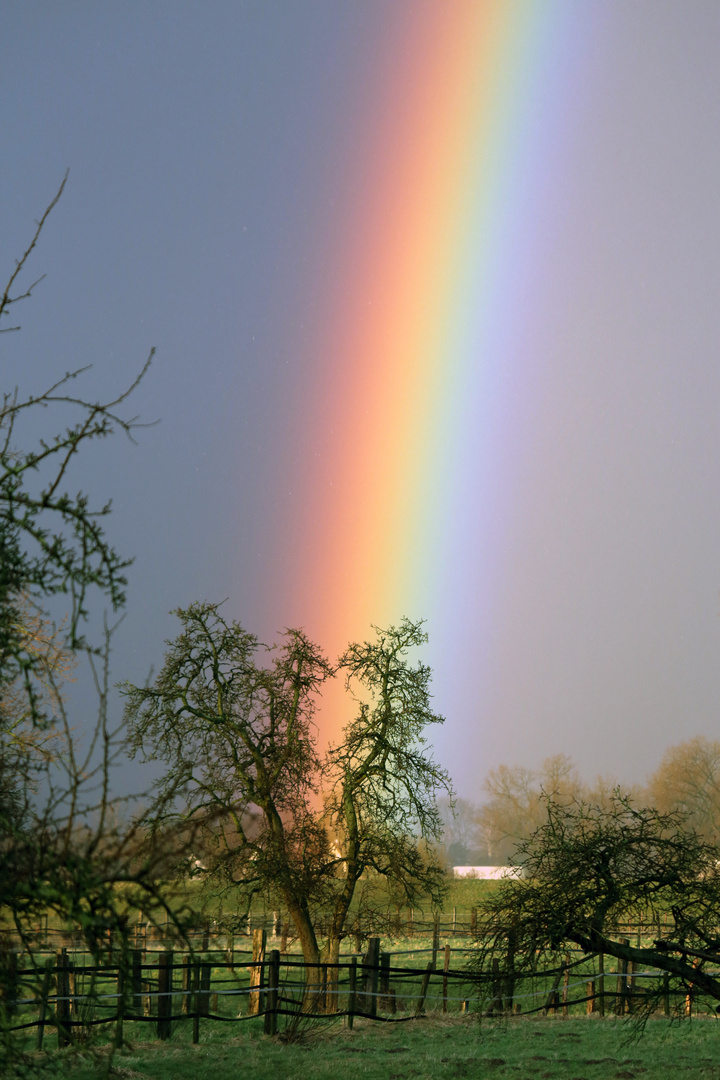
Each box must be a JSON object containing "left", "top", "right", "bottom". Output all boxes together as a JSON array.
[{"left": 1, "top": 933, "right": 713, "bottom": 1050}]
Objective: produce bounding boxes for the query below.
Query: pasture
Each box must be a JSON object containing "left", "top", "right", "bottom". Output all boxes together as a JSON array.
[
  {"left": 23, "top": 1015, "right": 720, "bottom": 1080},
  {"left": 5, "top": 890, "right": 719, "bottom": 1077}
]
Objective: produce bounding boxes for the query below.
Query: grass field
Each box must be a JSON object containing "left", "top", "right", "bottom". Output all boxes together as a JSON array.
[
  {"left": 7, "top": 889, "right": 713, "bottom": 1076},
  {"left": 7, "top": 928, "right": 712, "bottom": 1078},
  {"left": 28, "top": 1014, "right": 720, "bottom": 1080}
]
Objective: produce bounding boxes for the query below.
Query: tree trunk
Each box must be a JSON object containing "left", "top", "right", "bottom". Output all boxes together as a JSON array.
[
  {"left": 321, "top": 936, "right": 341, "bottom": 1014},
  {"left": 283, "top": 900, "right": 324, "bottom": 1012},
  {"left": 286, "top": 903, "right": 320, "bottom": 965}
]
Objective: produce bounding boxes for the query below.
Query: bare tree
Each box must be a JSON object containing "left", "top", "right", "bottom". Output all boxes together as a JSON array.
[
  {"left": 123, "top": 609, "right": 453, "bottom": 968},
  {"left": 473, "top": 792, "right": 720, "bottom": 1019},
  {"left": 0, "top": 178, "right": 180, "bottom": 1069}
]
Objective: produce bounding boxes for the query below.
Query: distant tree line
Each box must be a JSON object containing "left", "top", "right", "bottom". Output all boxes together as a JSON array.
[{"left": 438, "top": 738, "right": 720, "bottom": 867}]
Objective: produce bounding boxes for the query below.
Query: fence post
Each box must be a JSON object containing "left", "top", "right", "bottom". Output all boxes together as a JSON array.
[
  {"left": 432, "top": 915, "right": 440, "bottom": 969},
  {"left": 347, "top": 957, "right": 356, "bottom": 1029},
  {"left": 3, "top": 950, "right": 18, "bottom": 1027},
  {"left": 627, "top": 958, "right": 636, "bottom": 1013},
  {"left": 157, "top": 951, "right": 173, "bottom": 1041},
  {"left": 586, "top": 980, "right": 595, "bottom": 1014},
  {"left": 56, "top": 948, "right": 71, "bottom": 1049},
  {"left": 543, "top": 964, "right": 564, "bottom": 1015},
  {"left": 442, "top": 944, "right": 450, "bottom": 1013},
  {"left": 490, "top": 958, "right": 503, "bottom": 1014},
  {"left": 131, "top": 949, "right": 143, "bottom": 1014},
  {"left": 504, "top": 927, "right": 517, "bottom": 1012},
  {"left": 192, "top": 960, "right": 201, "bottom": 1044},
  {"left": 685, "top": 959, "right": 699, "bottom": 1017},
  {"left": 115, "top": 964, "right": 125, "bottom": 1048},
  {"left": 142, "top": 948, "right": 152, "bottom": 1018},
  {"left": 365, "top": 937, "right": 380, "bottom": 1018},
  {"left": 264, "top": 949, "right": 280, "bottom": 1036},
  {"left": 562, "top": 953, "right": 570, "bottom": 1017},
  {"left": 470, "top": 907, "right": 477, "bottom": 935},
  {"left": 615, "top": 939, "right": 629, "bottom": 1015},
  {"left": 67, "top": 957, "right": 76, "bottom": 1024},
  {"left": 36, "top": 957, "right": 53, "bottom": 1051},
  {"left": 597, "top": 951, "right": 605, "bottom": 1016},
  {"left": 663, "top": 972, "right": 670, "bottom": 1017},
  {"left": 181, "top": 956, "right": 191, "bottom": 1014},
  {"left": 200, "top": 961, "right": 211, "bottom": 1018},
  {"left": 415, "top": 961, "right": 433, "bottom": 1016},
  {"left": 249, "top": 928, "right": 266, "bottom": 1015},
  {"left": 379, "top": 951, "right": 391, "bottom": 1012}
]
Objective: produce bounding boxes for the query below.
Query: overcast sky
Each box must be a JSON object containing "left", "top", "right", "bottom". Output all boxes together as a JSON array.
[{"left": 3, "top": 2, "right": 720, "bottom": 800}]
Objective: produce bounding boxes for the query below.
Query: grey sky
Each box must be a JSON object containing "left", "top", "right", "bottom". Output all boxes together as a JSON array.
[{"left": 2, "top": 1, "right": 720, "bottom": 798}]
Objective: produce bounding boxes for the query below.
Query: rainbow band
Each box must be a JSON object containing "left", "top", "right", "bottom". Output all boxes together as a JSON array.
[{"left": 270, "top": 1, "right": 594, "bottom": 739}]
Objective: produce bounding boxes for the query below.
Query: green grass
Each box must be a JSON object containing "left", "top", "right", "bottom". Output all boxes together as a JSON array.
[{"left": 27, "top": 1014, "right": 720, "bottom": 1080}]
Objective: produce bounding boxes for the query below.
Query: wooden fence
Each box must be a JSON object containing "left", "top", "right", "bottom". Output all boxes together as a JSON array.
[
  {"left": 3, "top": 909, "right": 679, "bottom": 957},
  {"left": 2, "top": 945, "right": 472, "bottom": 1048},
  {"left": 1, "top": 934, "right": 709, "bottom": 1050}
]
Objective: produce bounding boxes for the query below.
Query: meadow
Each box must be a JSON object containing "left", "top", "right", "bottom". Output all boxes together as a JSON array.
[
  {"left": 25, "top": 1014, "right": 720, "bottom": 1080},
  {"left": 6, "top": 879, "right": 718, "bottom": 1078}
]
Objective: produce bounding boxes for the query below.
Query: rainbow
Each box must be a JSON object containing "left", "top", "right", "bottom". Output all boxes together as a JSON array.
[{"left": 265, "top": 1, "right": 594, "bottom": 740}]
